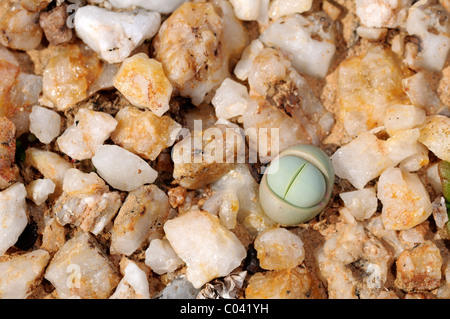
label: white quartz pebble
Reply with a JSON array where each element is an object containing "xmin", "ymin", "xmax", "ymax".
[
  {"xmin": 356, "ymin": 0, "xmax": 411, "ymax": 29},
  {"xmin": 57, "ymin": 108, "xmax": 117, "ymax": 161},
  {"xmin": 62, "ymin": 168, "xmax": 106, "ymax": 196},
  {"xmin": 108, "ymin": 0, "xmax": 187, "ymax": 14},
  {"xmin": 44, "ymin": 232, "xmax": 121, "ymax": 299},
  {"xmin": 145, "ymin": 238, "xmax": 184, "ymax": 275},
  {"xmin": 29, "ymin": 105, "xmax": 61, "ymax": 144},
  {"xmin": 406, "ymin": 0, "xmax": 450, "ymax": 72},
  {"xmin": 254, "ymin": 227, "xmax": 305, "ymax": 270},
  {"xmin": 0, "ymin": 183, "xmax": 27, "ymax": 256},
  {"xmin": 212, "ymin": 78, "xmax": 250, "ymax": 119},
  {"xmin": 331, "ymin": 130, "xmax": 420, "ymax": 190},
  {"xmin": 164, "ymin": 210, "xmax": 246, "ymax": 288},
  {"xmin": 229, "ymin": 0, "xmax": 261, "ymax": 21},
  {"xmin": 25, "ymin": 148, "xmax": 73, "ymax": 190},
  {"xmin": 74, "ymin": 6, "xmax": 161, "ymax": 63},
  {"xmin": 26, "ymin": 178, "xmax": 55, "ymax": 206},
  {"xmin": 268, "ymin": 0, "xmax": 313, "ymax": 20},
  {"xmin": 92, "ymin": 145, "xmax": 157, "ymax": 192},
  {"xmin": 0, "ymin": 250, "xmax": 50, "ymax": 299},
  {"xmin": 378, "ymin": 167, "xmax": 432, "ymax": 230},
  {"xmin": 339, "ymin": 188, "xmax": 378, "ymax": 221},
  {"xmin": 110, "ymin": 260, "xmax": 150, "ymax": 299},
  {"xmin": 260, "ymin": 13, "xmax": 336, "ymax": 78}
]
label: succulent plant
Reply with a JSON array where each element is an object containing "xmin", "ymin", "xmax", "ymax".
[{"xmin": 259, "ymin": 144, "xmax": 335, "ymax": 226}]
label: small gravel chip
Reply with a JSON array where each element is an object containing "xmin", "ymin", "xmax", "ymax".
[
  {"xmin": 145, "ymin": 238, "xmax": 184, "ymax": 275},
  {"xmin": 92, "ymin": 145, "xmax": 158, "ymax": 192},
  {"xmin": 0, "ymin": 250, "xmax": 50, "ymax": 299},
  {"xmin": 57, "ymin": 108, "xmax": 117, "ymax": 161},
  {"xmin": 111, "ymin": 185, "xmax": 170, "ymax": 255},
  {"xmin": 44, "ymin": 232, "xmax": 121, "ymax": 299},
  {"xmin": 0, "ymin": 183, "xmax": 28, "ymax": 256},
  {"xmin": 29, "ymin": 105, "xmax": 61, "ymax": 144},
  {"xmin": 164, "ymin": 210, "xmax": 247, "ymax": 288},
  {"xmin": 254, "ymin": 227, "xmax": 305, "ymax": 270},
  {"xmin": 74, "ymin": 6, "xmax": 161, "ymax": 63},
  {"xmin": 113, "ymin": 54, "xmax": 173, "ymax": 117},
  {"xmin": 26, "ymin": 178, "xmax": 56, "ymax": 206}
]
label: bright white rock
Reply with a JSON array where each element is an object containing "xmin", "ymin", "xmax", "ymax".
[
  {"xmin": 107, "ymin": 0, "xmax": 187, "ymax": 13},
  {"xmin": 74, "ymin": 6, "xmax": 161, "ymax": 63},
  {"xmin": 25, "ymin": 148, "xmax": 73, "ymax": 190},
  {"xmin": 418, "ymin": 115, "xmax": 450, "ymax": 162},
  {"xmin": 254, "ymin": 227, "xmax": 305, "ymax": 270},
  {"xmin": 229, "ymin": 0, "xmax": 261, "ymax": 21},
  {"xmin": 402, "ymin": 72, "xmax": 444, "ymax": 115},
  {"xmin": 111, "ymin": 185, "xmax": 170, "ymax": 255},
  {"xmin": 44, "ymin": 232, "xmax": 121, "ymax": 299},
  {"xmin": 212, "ymin": 78, "xmax": 250, "ymax": 119},
  {"xmin": 234, "ymin": 39, "xmax": 264, "ymax": 81},
  {"xmin": 268, "ymin": 0, "xmax": 313, "ymax": 20},
  {"xmin": 260, "ymin": 13, "xmax": 336, "ymax": 78},
  {"xmin": 29, "ymin": 105, "xmax": 61, "ymax": 144},
  {"xmin": 406, "ymin": 0, "xmax": 450, "ymax": 72},
  {"xmin": 330, "ymin": 129, "xmax": 420, "ymax": 189},
  {"xmin": 356, "ymin": 0, "xmax": 412, "ymax": 28},
  {"xmin": 164, "ymin": 210, "xmax": 247, "ymax": 288},
  {"xmin": 62, "ymin": 168, "xmax": 106, "ymax": 196},
  {"xmin": 383, "ymin": 104, "xmax": 426, "ymax": 136},
  {"xmin": 0, "ymin": 250, "xmax": 50, "ymax": 299},
  {"xmin": 0, "ymin": 183, "xmax": 27, "ymax": 256},
  {"xmin": 110, "ymin": 260, "xmax": 150, "ymax": 299},
  {"xmin": 145, "ymin": 238, "xmax": 184, "ymax": 275},
  {"xmin": 378, "ymin": 167, "xmax": 432, "ymax": 230},
  {"xmin": 57, "ymin": 108, "xmax": 117, "ymax": 161},
  {"xmin": 339, "ymin": 188, "xmax": 378, "ymax": 221},
  {"xmin": 26, "ymin": 179, "xmax": 56, "ymax": 206},
  {"xmin": 92, "ymin": 145, "xmax": 158, "ymax": 192}
]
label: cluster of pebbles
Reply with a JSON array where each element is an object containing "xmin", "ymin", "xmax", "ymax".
[{"xmin": 0, "ymin": 0, "xmax": 449, "ymax": 299}]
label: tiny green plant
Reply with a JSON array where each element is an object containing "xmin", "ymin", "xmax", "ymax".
[{"xmin": 259, "ymin": 144, "xmax": 335, "ymax": 226}]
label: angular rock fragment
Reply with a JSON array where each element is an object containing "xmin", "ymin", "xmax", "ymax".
[
  {"xmin": 111, "ymin": 107, "xmax": 181, "ymax": 161},
  {"xmin": 110, "ymin": 259, "xmax": 150, "ymax": 299},
  {"xmin": 57, "ymin": 108, "xmax": 117, "ymax": 161},
  {"xmin": 164, "ymin": 210, "xmax": 247, "ymax": 288},
  {"xmin": 260, "ymin": 13, "xmax": 336, "ymax": 78},
  {"xmin": 0, "ymin": 4, "xmax": 43, "ymax": 51},
  {"xmin": 25, "ymin": 148, "xmax": 73, "ymax": 191},
  {"xmin": 254, "ymin": 228, "xmax": 305, "ymax": 270},
  {"xmin": 113, "ymin": 54, "xmax": 173, "ymax": 117},
  {"xmin": 111, "ymin": 185, "xmax": 170, "ymax": 256},
  {"xmin": 29, "ymin": 105, "xmax": 61, "ymax": 145},
  {"xmin": 39, "ymin": 4, "xmax": 73, "ymax": 46},
  {"xmin": 145, "ymin": 238, "xmax": 184, "ymax": 275},
  {"xmin": 0, "ymin": 250, "xmax": 50, "ymax": 299},
  {"xmin": 419, "ymin": 115, "xmax": 450, "ymax": 162},
  {"xmin": 42, "ymin": 44, "xmax": 102, "ymax": 111},
  {"xmin": 26, "ymin": 178, "xmax": 55, "ymax": 206},
  {"xmin": 378, "ymin": 167, "xmax": 432, "ymax": 230},
  {"xmin": 74, "ymin": 6, "xmax": 161, "ymax": 63},
  {"xmin": 44, "ymin": 232, "xmax": 121, "ymax": 299},
  {"xmin": 92, "ymin": 145, "xmax": 158, "ymax": 192},
  {"xmin": 0, "ymin": 183, "xmax": 28, "ymax": 256},
  {"xmin": 395, "ymin": 241, "xmax": 442, "ymax": 292},
  {"xmin": 153, "ymin": 2, "xmax": 230, "ymax": 106}
]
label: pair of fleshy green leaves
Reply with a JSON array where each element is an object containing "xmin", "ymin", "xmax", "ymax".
[{"xmin": 259, "ymin": 145, "xmax": 334, "ymax": 226}]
